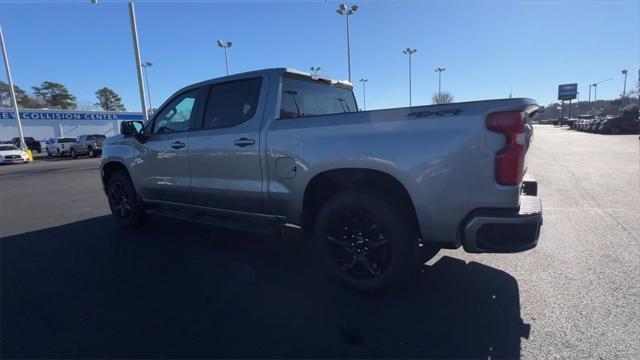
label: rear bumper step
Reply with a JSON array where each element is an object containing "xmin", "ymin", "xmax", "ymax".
[{"xmin": 462, "ymin": 194, "xmax": 542, "ymax": 253}]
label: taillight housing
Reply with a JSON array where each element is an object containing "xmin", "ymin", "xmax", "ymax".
[{"xmin": 486, "ymin": 111, "xmax": 526, "ymax": 186}]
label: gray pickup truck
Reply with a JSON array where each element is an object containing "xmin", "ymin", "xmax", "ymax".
[
  {"xmin": 100, "ymin": 68, "xmax": 542, "ymax": 290},
  {"xmin": 71, "ymin": 134, "xmax": 106, "ymax": 158}
]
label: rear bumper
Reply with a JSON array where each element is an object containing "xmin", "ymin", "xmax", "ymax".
[{"xmin": 462, "ymin": 181, "xmax": 542, "ymax": 253}]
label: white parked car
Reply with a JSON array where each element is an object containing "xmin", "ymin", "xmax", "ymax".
[
  {"xmin": 0, "ymin": 144, "xmax": 29, "ymax": 164},
  {"xmin": 46, "ymin": 137, "xmax": 78, "ymax": 157}
]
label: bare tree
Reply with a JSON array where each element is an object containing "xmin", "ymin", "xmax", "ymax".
[{"xmin": 432, "ymin": 91, "xmax": 454, "ymax": 104}]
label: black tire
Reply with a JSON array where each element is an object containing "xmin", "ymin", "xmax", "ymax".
[
  {"xmin": 71, "ymin": 149, "xmax": 77, "ymax": 159},
  {"xmin": 88, "ymin": 147, "xmax": 95, "ymax": 158},
  {"xmin": 37, "ymin": 149, "xmax": 41, "ymax": 154},
  {"xmin": 106, "ymin": 172, "xmax": 146, "ymax": 227},
  {"xmin": 46, "ymin": 150, "xmax": 52, "ymax": 157},
  {"xmin": 313, "ymin": 191, "xmax": 419, "ymax": 292},
  {"xmin": 610, "ymin": 127, "xmax": 621, "ymax": 135}
]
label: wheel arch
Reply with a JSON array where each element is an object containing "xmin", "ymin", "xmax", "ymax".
[
  {"xmin": 101, "ymin": 160, "xmax": 131, "ymax": 190},
  {"xmin": 301, "ymin": 168, "xmax": 420, "ymax": 239}
]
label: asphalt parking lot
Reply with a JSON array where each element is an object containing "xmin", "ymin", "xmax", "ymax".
[{"xmin": 1, "ymin": 126, "xmax": 639, "ymax": 359}]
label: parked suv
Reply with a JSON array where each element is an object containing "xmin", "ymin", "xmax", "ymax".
[
  {"xmin": 71, "ymin": 134, "xmax": 107, "ymax": 158},
  {"xmin": 599, "ymin": 110, "xmax": 640, "ymax": 134},
  {"xmin": 46, "ymin": 137, "xmax": 78, "ymax": 157},
  {"xmin": 11, "ymin": 137, "xmax": 41, "ymax": 153}
]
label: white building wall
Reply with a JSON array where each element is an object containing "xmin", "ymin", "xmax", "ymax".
[
  {"xmin": 0, "ymin": 119, "xmax": 122, "ymax": 140},
  {"xmin": 0, "ymin": 109, "xmax": 142, "ymax": 142}
]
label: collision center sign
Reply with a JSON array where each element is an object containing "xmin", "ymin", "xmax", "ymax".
[
  {"xmin": 0, "ymin": 109, "xmax": 143, "ymax": 121},
  {"xmin": 558, "ymin": 83, "xmax": 578, "ymax": 101}
]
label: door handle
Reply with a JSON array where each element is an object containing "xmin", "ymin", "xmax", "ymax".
[
  {"xmin": 171, "ymin": 141, "xmax": 186, "ymax": 149},
  {"xmin": 233, "ymin": 137, "xmax": 256, "ymax": 147}
]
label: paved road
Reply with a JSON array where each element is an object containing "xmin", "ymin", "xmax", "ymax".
[{"xmin": 1, "ymin": 126, "xmax": 638, "ymax": 358}]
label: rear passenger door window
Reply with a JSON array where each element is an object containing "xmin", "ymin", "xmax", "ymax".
[{"xmin": 202, "ymin": 78, "xmax": 262, "ymax": 129}]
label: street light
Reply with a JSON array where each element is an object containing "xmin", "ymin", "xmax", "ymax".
[
  {"xmin": 402, "ymin": 48, "xmax": 417, "ymax": 107},
  {"xmin": 310, "ymin": 66, "xmax": 321, "ymax": 76},
  {"xmin": 127, "ymin": 2, "xmax": 149, "ymax": 122},
  {"xmin": 434, "ymin": 67, "xmax": 446, "ymax": 97},
  {"xmin": 0, "ymin": 25, "xmax": 26, "ymax": 150},
  {"xmin": 359, "ymin": 78, "xmax": 368, "ymax": 110},
  {"xmin": 93, "ymin": 0, "xmax": 148, "ymax": 121},
  {"xmin": 336, "ymin": 3, "xmax": 358, "ymax": 82},
  {"xmin": 216, "ymin": 39, "xmax": 232, "ymax": 76},
  {"xmin": 591, "ymin": 78, "xmax": 612, "ymax": 115},
  {"xmin": 621, "ymin": 69, "xmax": 628, "ymax": 97},
  {"xmin": 141, "ymin": 61, "xmax": 153, "ymax": 113}
]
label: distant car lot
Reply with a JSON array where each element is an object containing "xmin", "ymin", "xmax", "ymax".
[{"xmin": 1, "ymin": 125, "xmax": 639, "ymax": 358}]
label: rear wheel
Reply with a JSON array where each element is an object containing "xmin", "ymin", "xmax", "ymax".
[
  {"xmin": 71, "ymin": 149, "xmax": 77, "ymax": 159},
  {"xmin": 88, "ymin": 147, "xmax": 95, "ymax": 158},
  {"xmin": 610, "ymin": 126, "xmax": 621, "ymax": 135},
  {"xmin": 314, "ymin": 191, "xmax": 418, "ymax": 292},
  {"xmin": 106, "ymin": 172, "xmax": 145, "ymax": 227}
]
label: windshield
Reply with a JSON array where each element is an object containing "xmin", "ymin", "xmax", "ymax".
[
  {"xmin": 58, "ymin": 138, "xmax": 76, "ymax": 143},
  {"xmin": 0, "ymin": 145, "xmax": 19, "ymax": 151}
]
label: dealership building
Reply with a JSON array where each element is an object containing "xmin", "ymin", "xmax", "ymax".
[{"xmin": 0, "ymin": 108, "xmax": 144, "ymax": 141}]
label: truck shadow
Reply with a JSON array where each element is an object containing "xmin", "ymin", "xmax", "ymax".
[{"xmin": 1, "ymin": 215, "xmax": 528, "ymax": 359}]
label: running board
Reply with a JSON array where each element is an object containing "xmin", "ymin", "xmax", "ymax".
[{"xmin": 145, "ymin": 206, "xmax": 284, "ymax": 235}]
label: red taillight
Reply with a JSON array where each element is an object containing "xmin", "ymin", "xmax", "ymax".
[{"xmin": 486, "ymin": 111, "xmax": 526, "ymax": 186}]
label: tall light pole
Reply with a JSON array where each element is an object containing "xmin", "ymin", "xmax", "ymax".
[
  {"xmin": 0, "ymin": 25, "xmax": 25, "ymax": 150},
  {"xmin": 92, "ymin": 1, "xmax": 148, "ymax": 120},
  {"xmin": 402, "ymin": 48, "xmax": 417, "ymax": 107},
  {"xmin": 128, "ymin": 2, "xmax": 149, "ymax": 122},
  {"xmin": 216, "ymin": 39, "xmax": 232, "ymax": 76},
  {"xmin": 310, "ymin": 66, "xmax": 321, "ymax": 76},
  {"xmin": 336, "ymin": 3, "xmax": 358, "ymax": 83},
  {"xmin": 434, "ymin": 67, "xmax": 446, "ymax": 97},
  {"xmin": 359, "ymin": 78, "xmax": 368, "ymax": 110},
  {"xmin": 141, "ymin": 61, "xmax": 153, "ymax": 113},
  {"xmin": 621, "ymin": 69, "xmax": 628, "ymax": 97},
  {"xmin": 592, "ymin": 78, "xmax": 612, "ymax": 115}
]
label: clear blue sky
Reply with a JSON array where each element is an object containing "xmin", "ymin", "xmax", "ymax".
[{"xmin": 0, "ymin": 0, "xmax": 638, "ymax": 112}]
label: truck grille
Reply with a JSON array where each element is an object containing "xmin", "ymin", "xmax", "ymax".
[{"xmin": 5, "ymin": 155, "xmax": 20, "ymax": 159}]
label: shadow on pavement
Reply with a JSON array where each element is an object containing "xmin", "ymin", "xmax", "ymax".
[{"xmin": 1, "ymin": 215, "xmax": 529, "ymax": 359}]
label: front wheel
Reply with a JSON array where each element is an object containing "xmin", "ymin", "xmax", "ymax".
[
  {"xmin": 88, "ymin": 147, "xmax": 95, "ymax": 158},
  {"xmin": 106, "ymin": 172, "xmax": 146, "ymax": 227},
  {"xmin": 71, "ymin": 149, "xmax": 77, "ymax": 159},
  {"xmin": 314, "ymin": 191, "xmax": 418, "ymax": 292}
]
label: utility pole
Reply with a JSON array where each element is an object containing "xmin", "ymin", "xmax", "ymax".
[
  {"xmin": 0, "ymin": 25, "xmax": 25, "ymax": 150},
  {"xmin": 216, "ymin": 40, "xmax": 232, "ymax": 76},
  {"xmin": 434, "ymin": 67, "xmax": 446, "ymax": 97},
  {"xmin": 336, "ymin": 4, "xmax": 358, "ymax": 82},
  {"xmin": 128, "ymin": 2, "xmax": 149, "ymax": 122},
  {"xmin": 359, "ymin": 78, "xmax": 368, "ymax": 110},
  {"xmin": 402, "ymin": 48, "xmax": 417, "ymax": 107}
]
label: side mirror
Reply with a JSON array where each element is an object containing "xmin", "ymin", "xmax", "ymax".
[{"xmin": 120, "ymin": 121, "xmax": 144, "ymax": 136}]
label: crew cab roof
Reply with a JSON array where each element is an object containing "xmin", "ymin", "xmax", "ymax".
[{"xmin": 180, "ymin": 68, "xmax": 353, "ymax": 93}]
